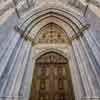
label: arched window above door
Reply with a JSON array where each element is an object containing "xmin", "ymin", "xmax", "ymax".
[{"xmin": 35, "ymin": 23, "xmax": 69, "ymax": 44}]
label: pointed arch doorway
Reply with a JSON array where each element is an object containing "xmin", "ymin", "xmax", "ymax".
[{"xmin": 29, "ymin": 51, "xmax": 75, "ymax": 100}]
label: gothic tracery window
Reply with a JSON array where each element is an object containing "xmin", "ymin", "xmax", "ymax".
[{"xmin": 35, "ymin": 23, "xmax": 69, "ymax": 44}]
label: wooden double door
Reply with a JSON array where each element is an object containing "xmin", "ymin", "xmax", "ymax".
[{"xmin": 29, "ymin": 52, "xmax": 75, "ymax": 100}]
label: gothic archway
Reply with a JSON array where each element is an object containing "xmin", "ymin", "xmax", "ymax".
[{"xmin": 29, "ymin": 51, "xmax": 75, "ymax": 100}]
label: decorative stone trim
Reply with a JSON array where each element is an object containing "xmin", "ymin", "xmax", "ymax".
[{"xmin": 14, "ymin": 23, "xmax": 90, "ymax": 47}]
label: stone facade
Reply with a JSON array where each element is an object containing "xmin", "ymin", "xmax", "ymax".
[{"xmin": 0, "ymin": 0, "xmax": 100, "ymax": 100}]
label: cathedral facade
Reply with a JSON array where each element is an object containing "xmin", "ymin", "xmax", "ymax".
[{"xmin": 0, "ymin": 0, "xmax": 100, "ymax": 100}]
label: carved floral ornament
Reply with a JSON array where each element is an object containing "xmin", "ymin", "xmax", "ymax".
[{"xmin": 14, "ymin": 23, "xmax": 90, "ymax": 46}]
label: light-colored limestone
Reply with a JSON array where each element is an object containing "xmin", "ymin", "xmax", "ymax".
[{"xmin": 0, "ymin": 0, "xmax": 100, "ymax": 100}]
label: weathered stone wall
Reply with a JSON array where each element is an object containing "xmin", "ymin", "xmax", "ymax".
[{"xmin": 0, "ymin": 1, "xmax": 100, "ymax": 100}]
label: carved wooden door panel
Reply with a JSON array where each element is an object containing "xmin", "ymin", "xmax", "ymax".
[{"xmin": 29, "ymin": 52, "xmax": 75, "ymax": 100}]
